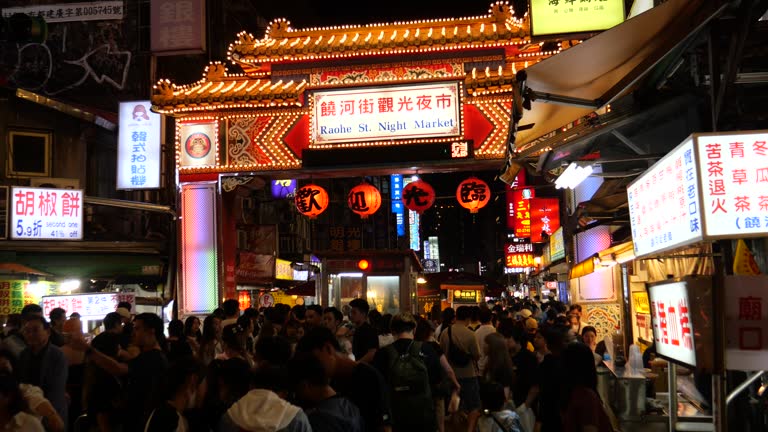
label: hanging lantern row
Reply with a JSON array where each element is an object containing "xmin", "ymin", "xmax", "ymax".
[{"xmin": 294, "ymin": 177, "xmax": 492, "ymax": 219}]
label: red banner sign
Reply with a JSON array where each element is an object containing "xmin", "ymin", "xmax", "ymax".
[{"xmin": 530, "ymin": 198, "xmax": 560, "ymax": 243}]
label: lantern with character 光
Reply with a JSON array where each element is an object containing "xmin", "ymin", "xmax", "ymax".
[
  {"xmin": 348, "ymin": 182, "xmax": 381, "ymax": 219},
  {"xmin": 456, "ymin": 177, "xmax": 490, "ymax": 213},
  {"xmin": 402, "ymin": 179, "xmax": 436, "ymax": 214},
  {"xmin": 294, "ymin": 184, "xmax": 329, "ymax": 219}
]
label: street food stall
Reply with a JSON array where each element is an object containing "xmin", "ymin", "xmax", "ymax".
[{"xmin": 318, "ymin": 250, "xmax": 422, "ymax": 315}]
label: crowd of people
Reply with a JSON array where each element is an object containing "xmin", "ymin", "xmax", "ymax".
[{"xmin": 0, "ymin": 296, "xmax": 615, "ymax": 432}]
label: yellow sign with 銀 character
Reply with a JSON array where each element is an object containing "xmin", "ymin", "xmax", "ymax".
[{"xmin": 632, "ymin": 291, "xmax": 650, "ymax": 314}]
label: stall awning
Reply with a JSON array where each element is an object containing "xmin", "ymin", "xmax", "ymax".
[{"xmin": 516, "ymin": 0, "xmax": 722, "ymax": 155}]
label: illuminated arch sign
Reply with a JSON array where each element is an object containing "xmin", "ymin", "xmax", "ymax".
[{"xmin": 311, "ymin": 82, "xmax": 462, "ymax": 145}]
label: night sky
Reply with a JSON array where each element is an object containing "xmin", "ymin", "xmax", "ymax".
[{"xmin": 256, "ymin": 1, "xmax": 525, "ymax": 28}]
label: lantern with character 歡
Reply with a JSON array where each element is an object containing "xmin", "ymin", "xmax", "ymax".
[
  {"xmin": 348, "ymin": 182, "xmax": 381, "ymax": 219},
  {"xmin": 294, "ymin": 184, "xmax": 329, "ymax": 219},
  {"xmin": 456, "ymin": 177, "xmax": 490, "ymax": 213},
  {"xmin": 402, "ymin": 179, "xmax": 436, "ymax": 214}
]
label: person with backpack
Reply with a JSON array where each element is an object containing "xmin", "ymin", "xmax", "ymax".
[
  {"xmin": 439, "ymin": 305, "xmax": 482, "ymax": 432},
  {"xmin": 373, "ymin": 312, "xmax": 440, "ymax": 431}
]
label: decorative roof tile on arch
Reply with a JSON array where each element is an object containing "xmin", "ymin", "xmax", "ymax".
[
  {"xmin": 229, "ymin": 2, "xmax": 530, "ymax": 66},
  {"xmin": 152, "ymin": 62, "xmax": 307, "ymax": 114}
]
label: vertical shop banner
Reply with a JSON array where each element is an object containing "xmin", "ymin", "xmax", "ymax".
[
  {"xmin": 117, "ymin": 101, "xmax": 161, "ymax": 190},
  {"xmin": 11, "ymin": 187, "xmax": 83, "ymax": 240},
  {"xmin": 549, "ymin": 227, "xmax": 565, "ymax": 261},
  {"xmin": 404, "ymin": 177, "xmax": 420, "ymax": 250},
  {"xmin": 511, "ymin": 190, "xmax": 532, "ymax": 238},
  {"xmin": 725, "ymin": 275, "xmax": 768, "ymax": 371},
  {"xmin": 151, "ymin": 0, "xmax": 206, "ymax": 55},
  {"xmin": 505, "ymin": 171, "xmax": 526, "ymax": 230},
  {"xmin": 179, "ymin": 122, "xmax": 217, "ymax": 167},
  {"xmin": 696, "ymin": 131, "xmax": 768, "ymax": 238},
  {"xmin": 390, "ymin": 175, "xmax": 405, "ymax": 236},
  {"xmin": 530, "ymin": 198, "xmax": 560, "ymax": 243}
]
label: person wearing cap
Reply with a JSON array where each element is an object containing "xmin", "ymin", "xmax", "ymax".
[{"xmin": 524, "ymin": 318, "xmax": 538, "ymax": 352}]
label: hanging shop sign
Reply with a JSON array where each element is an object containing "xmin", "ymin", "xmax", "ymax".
[
  {"xmin": 506, "ymin": 171, "xmax": 530, "ymax": 230},
  {"xmin": 179, "ymin": 121, "xmax": 217, "ymax": 167},
  {"xmin": 695, "ymin": 130, "xmax": 768, "ymax": 239},
  {"xmin": 505, "ymin": 242, "xmax": 535, "ymax": 270},
  {"xmin": 10, "ymin": 187, "xmax": 83, "ymax": 240},
  {"xmin": 390, "ymin": 175, "xmax": 405, "ymax": 237},
  {"xmin": 647, "ymin": 281, "xmax": 697, "ymax": 367},
  {"xmin": 530, "ymin": 198, "xmax": 560, "ymax": 243},
  {"xmin": 724, "ymin": 275, "xmax": 768, "ymax": 371},
  {"xmin": 511, "ymin": 189, "xmax": 532, "ymax": 237},
  {"xmin": 151, "ymin": 0, "xmax": 206, "ymax": 55},
  {"xmin": 627, "ymin": 138, "xmax": 703, "ymax": 257},
  {"xmin": 2, "ymin": 2, "xmax": 125, "ymax": 23},
  {"xmin": 456, "ymin": 177, "xmax": 490, "ymax": 213},
  {"xmin": 311, "ymin": 82, "xmax": 461, "ymax": 145},
  {"xmin": 550, "ymin": 227, "xmax": 566, "ymax": 261},
  {"xmin": 42, "ymin": 292, "xmax": 136, "ymax": 319},
  {"xmin": 530, "ymin": 0, "xmax": 625, "ymax": 37},
  {"xmin": 275, "ymin": 259, "xmax": 293, "ymax": 281},
  {"xmin": 0, "ymin": 280, "xmax": 53, "ymax": 315},
  {"xmin": 402, "ymin": 179, "xmax": 436, "ymax": 214},
  {"xmin": 295, "ymin": 184, "xmax": 329, "ymax": 219},
  {"xmin": 348, "ymin": 183, "xmax": 381, "ymax": 219},
  {"xmin": 271, "ymin": 180, "xmax": 297, "ymax": 199},
  {"xmin": 117, "ymin": 101, "xmax": 161, "ymax": 190},
  {"xmin": 452, "ymin": 289, "xmax": 481, "ymax": 304}
]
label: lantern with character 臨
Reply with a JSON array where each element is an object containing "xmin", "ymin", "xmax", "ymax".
[
  {"xmin": 294, "ymin": 184, "xmax": 329, "ymax": 219},
  {"xmin": 348, "ymin": 182, "xmax": 381, "ymax": 219},
  {"xmin": 402, "ymin": 179, "xmax": 436, "ymax": 214},
  {"xmin": 456, "ymin": 177, "xmax": 490, "ymax": 213}
]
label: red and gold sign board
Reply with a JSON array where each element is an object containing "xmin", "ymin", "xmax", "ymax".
[
  {"xmin": 505, "ymin": 253, "xmax": 534, "ymax": 269},
  {"xmin": 512, "ymin": 189, "xmax": 532, "ymax": 238},
  {"xmin": 530, "ymin": 198, "xmax": 560, "ymax": 243}
]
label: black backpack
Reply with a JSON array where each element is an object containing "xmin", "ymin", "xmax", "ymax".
[
  {"xmin": 385, "ymin": 341, "xmax": 436, "ymax": 430},
  {"xmin": 447, "ymin": 326, "xmax": 472, "ymax": 367}
]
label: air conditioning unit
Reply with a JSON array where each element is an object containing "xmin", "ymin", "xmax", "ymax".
[{"xmin": 30, "ymin": 177, "xmax": 80, "ymax": 189}]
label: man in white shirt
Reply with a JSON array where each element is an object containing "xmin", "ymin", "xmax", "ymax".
[{"xmin": 474, "ymin": 308, "xmax": 496, "ymax": 376}]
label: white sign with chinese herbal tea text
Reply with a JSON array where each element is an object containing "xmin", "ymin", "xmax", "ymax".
[
  {"xmin": 10, "ymin": 187, "xmax": 83, "ymax": 240},
  {"xmin": 648, "ymin": 281, "xmax": 697, "ymax": 367},
  {"xmin": 724, "ymin": 275, "xmax": 768, "ymax": 371},
  {"xmin": 628, "ymin": 139, "xmax": 704, "ymax": 257},
  {"xmin": 311, "ymin": 82, "xmax": 461, "ymax": 144},
  {"xmin": 117, "ymin": 101, "xmax": 161, "ymax": 190},
  {"xmin": 696, "ymin": 131, "xmax": 768, "ymax": 238}
]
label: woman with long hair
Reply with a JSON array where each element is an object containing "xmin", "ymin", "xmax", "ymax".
[
  {"xmin": 483, "ymin": 332, "xmax": 516, "ymax": 401},
  {"xmin": 559, "ymin": 343, "xmax": 612, "ymax": 432},
  {"xmin": 436, "ymin": 307, "xmax": 455, "ymax": 338},
  {"xmin": 199, "ymin": 314, "xmax": 223, "ymax": 366},
  {"xmin": 184, "ymin": 316, "xmax": 202, "ymax": 353}
]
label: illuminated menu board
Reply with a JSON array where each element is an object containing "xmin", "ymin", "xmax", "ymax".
[
  {"xmin": 648, "ymin": 281, "xmax": 696, "ymax": 367},
  {"xmin": 627, "ymin": 139, "xmax": 704, "ymax": 257}
]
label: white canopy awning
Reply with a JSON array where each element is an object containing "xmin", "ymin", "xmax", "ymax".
[{"xmin": 515, "ymin": 0, "xmax": 724, "ymax": 156}]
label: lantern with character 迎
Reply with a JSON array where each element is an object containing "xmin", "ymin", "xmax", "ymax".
[{"xmin": 348, "ymin": 182, "xmax": 381, "ymax": 219}]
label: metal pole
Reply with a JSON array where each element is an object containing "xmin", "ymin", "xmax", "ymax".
[
  {"xmin": 725, "ymin": 371, "xmax": 765, "ymax": 406},
  {"xmin": 669, "ymin": 362, "xmax": 678, "ymax": 432},
  {"xmin": 621, "ymin": 263, "xmax": 633, "ymax": 351}
]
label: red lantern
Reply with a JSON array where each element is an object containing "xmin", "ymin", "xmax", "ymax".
[
  {"xmin": 295, "ymin": 184, "xmax": 329, "ymax": 219},
  {"xmin": 348, "ymin": 182, "xmax": 381, "ymax": 219},
  {"xmin": 456, "ymin": 177, "xmax": 490, "ymax": 213},
  {"xmin": 402, "ymin": 179, "xmax": 436, "ymax": 214}
]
